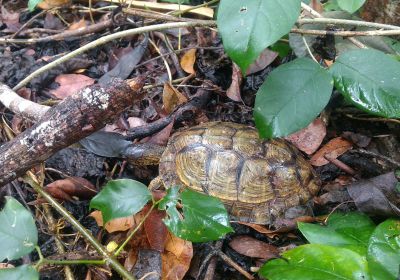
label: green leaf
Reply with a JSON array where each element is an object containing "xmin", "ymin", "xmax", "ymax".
[
  {"xmin": 163, "ymin": 189, "xmax": 233, "ymax": 242},
  {"xmin": 0, "ymin": 265, "xmax": 39, "ymax": 280},
  {"xmin": 89, "ymin": 179, "xmax": 152, "ymax": 224},
  {"xmin": 158, "ymin": 186, "xmax": 180, "ymax": 210},
  {"xmin": 0, "ymin": 197, "xmax": 37, "ymax": 261},
  {"xmin": 259, "ymin": 244, "xmax": 371, "ymax": 280},
  {"xmin": 254, "ymin": 58, "xmax": 333, "ymax": 138},
  {"xmin": 337, "ymin": 0, "xmax": 366, "ymax": 13},
  {"xmin": 217, "ymin": 0, "xmax": 301, "ymax": 73},
  {"xmin": 298, "ymin": 212, "xmax": 375, "ymax": 255},
  {"xmin": 28, "ymin": 0, "xmax": 43, "ymax": 11},
  {"xmin": 329, "ymin": 49, "xmax": 400, "ymax": 118},
  {"xmin": 367, "ymin": 219, "xmax": 400, "ymax": 280}
]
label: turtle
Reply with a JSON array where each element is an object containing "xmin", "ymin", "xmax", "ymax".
[{"xmin": 125, "ymin": 121, "xmax": 321, "ymax": 224}]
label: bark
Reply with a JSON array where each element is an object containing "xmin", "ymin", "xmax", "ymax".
[{"xmin": 0, "ymin": 78, "xmax": 144, "ymax": 187}]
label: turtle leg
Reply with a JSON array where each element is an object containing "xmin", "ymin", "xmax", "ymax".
[{"xmin": 148, "ymin": 176, "xmax": 164, "ymax": 190}]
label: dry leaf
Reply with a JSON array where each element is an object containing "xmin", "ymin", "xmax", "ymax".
[
  {"xmin": 144, "ymin": 205, "xmax": 168, "ymax": 252},
  {"xmin": 68, "ymin": 18, "xmax": 88, "ymax": 31},
  {"xmin": 285, "ymin": 118, "xmax": 326, "ymax": 155},
  {"xmin": 226, "ymin": 63, "xmax": 243, "ymax": 102},
  {"xmin": 162, "ymin": 232, "xmax": 193, "ymax": 280},
  {"xmin": 38, "ymin": 0, "xmax": 71, "ymax": 9},
  {"xmin": 1, "ymin": 6, "xmax": 21, "ymax": 31},
  {"xmin": 229, "ymin": 236, "xmax": 279, "ymax": 260},
  {"xmin": 46, "ymin": 177, "xmax": 97, "ymax": 201},
  {"xmin": 246, "ymin": 48, "xmax": 278, "ymax": 76},
  {"xmin": 310, "ymin": 137, "xmax": 353, "ymax": 166},
  {"xmin": 50, "ymin": 74, "xmax": 95, "ymax": 99},
  {"xmin": 147, "ymin": 120, "xmax": 174, "ymax": 146},
  {"xmin": 180, "ymin": 49, "xmax": 196, "ymax": 74},
  {"xmin": 90, "ymin": 210, "xmax": 134, "ymax": 233},
  {"xmin": 163, "ymin": 83, "xmax": 188, "ymax": 114}
]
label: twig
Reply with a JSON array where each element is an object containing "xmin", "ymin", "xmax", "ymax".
[
  {"xmin": 11, "ymin": 10, "xmax": 47, "ymax": 38},
  {"xmin": 350, "ymin": 149, "xmax": 400, "ymax": 168},
  {"xmin": 297, "ymin": 18, "xmax": 400, "ymax": 30},
  {"xmin": 301, "ymin": 35, "xmax": 318, "ymax": 63},
  {"xmin": 291, "ymin": 28, "xmax": 400, "ymax": 37},
  {"xmin": 300, "ymin": 2, "xmax": 366, "ymax": 48},
  {"xmin": 217, "ymin": 251, "xmax": 254, "ymax": 280},
  {"xmin": 24, "ymin": 173, "xmax": 136, "ymax": 280},
  {"xmin": 12, "ymin": 21, "xmax": 216, "ymax": 91},
  {"xmin": 1, "ymin": 19, "xmax": 114, "ymax": 44},
  {"xmin": 345, "ymin": 114, "xmax": 400, "ymax": 125}
]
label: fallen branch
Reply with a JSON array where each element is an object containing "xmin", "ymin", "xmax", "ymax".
[{"xmin": 0, "ymin": 78, "xmax": 144, "ymax": 187}]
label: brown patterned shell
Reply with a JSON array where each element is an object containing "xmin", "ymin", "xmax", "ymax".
[{"xmin": 159, "ymin": 122, "xmax": 320, "ymax": 224}]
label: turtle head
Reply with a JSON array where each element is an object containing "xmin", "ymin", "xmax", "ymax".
[{"xmin": 122, "ymin": 143, "xmax": 165, "ymax": 166}]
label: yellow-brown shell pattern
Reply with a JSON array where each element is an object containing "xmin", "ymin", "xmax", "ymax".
[{"xmin": 159, "ymin": 122, "xmax": 320, "ymax": 224}]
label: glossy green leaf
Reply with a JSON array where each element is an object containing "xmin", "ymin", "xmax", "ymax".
[
  {"xmin": 367, "ymin": 219, "xmax": 400, "ymax": 280},
  {"xmin": 330, "ymin": 49, "xmax": 400, "ymax": 118},
  {"xmin": 89, "ymin": 179, "xmax": 152, "ymax": 224},
  {"xmin": 337, "ymin": 0, "xmax": 366, "ymax": 13},
  {"xmin": 27, "ymin": 0, "xmax": 43, "ymax": 11},
  {"xmin": 163, "ymin": 189, "xmax": 233, "ymax": 242},
  {"xmin": 158, "ymin": 186, "xmax": 180, "ymax": 210},
  {"xmin": 254, "ymin": 58, "xmax": 333, "ymax": 138},
  {"xmin": 217, "ymin": 0, "xmax": 301, "ymax": 72},
  {"xmin": 259, "ymin": 244, "xmax": 371, "ymax": 280},
  {"xmin": 0, "ymin": 197, "xmax": 37, "ymax": 261},
  {"xmin": 0, "ymin": 265, "xmax": 39, "ymax": 280},
  {"xmin": 298, "ymin": 212, "xmax": 375, "ymax": 255}
]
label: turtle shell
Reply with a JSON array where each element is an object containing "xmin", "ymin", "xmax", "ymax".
[{"xmin": 159, "ymin": 122, "xmax": 320, "ymax": 224}]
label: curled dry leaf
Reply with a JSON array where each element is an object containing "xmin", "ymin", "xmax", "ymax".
[
  {"xmin": 285, "ymin": 118, "xmax": 326, "ymax": 155},
  {"xmin": 50, "ymin": 74, "xmax": 95, "ymax": 99},
  {"xmin": 90, "ymin": 210, "xmax": 134, "ymax": 233},
  {"xmin": 180, "ymin": 49, "xmax": 196, "ymax": 74},
  {"xmin": 226, "ymin": 63, "xmax": 243, "ymax": 102},
  {"xmin": 229, "ymin": 236, "xmax": 279, "ymax": 261},
  {"xmin": 45, "ymin": 177, "xmax": 97, "ymax": 201},
  {"xmin": 310, "ymin": 137, "xmax": 353, "ymax": 166},
  {"xmin": 163, "ymin": 83, "xmax": 188, "ymax": 114}
]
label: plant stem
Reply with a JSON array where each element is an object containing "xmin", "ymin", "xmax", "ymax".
[
  {"xmin": 39, "ymin": 259, "xmax": 106, "ymax": 266},
  {"xmin": 12, "ymin": 21, "xmax": 216, "ymax": 91},
  {"xmin": 114, "ymin": 203, "xmax": 157, "ymax": 257},
  {"xmin": 291, "ymin": 28, "xmax": 400, "ymax": 37},
  {"xmin": 24, "ymin": 173, "xmax": 136, "ymax": 280},
  {"xmin": 170, "ymin": 0, "xmax": 219, "ymax": 17}
]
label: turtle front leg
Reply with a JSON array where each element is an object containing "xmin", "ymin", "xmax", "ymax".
[{"xmin": 148, "ymin": 176, "xmax": 164, "ymax": 190}]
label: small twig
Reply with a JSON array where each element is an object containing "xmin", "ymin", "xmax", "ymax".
[
  {"xmin": 149, "ymin": 38, "xmax": 173, "ymax": 82},
  {"xmin": 12, "ymin": 21, "xmax": 216, "ymax": 91},
  {"xmin": 24, "ymin": 173, "xmax": 136, "ymax": 280},
  {"xmin": 217, "ymin": 251, "xmax": 254, "ymax": 280},
  {"xmin": 291, "ymin": 28, "xmax": 400, "ymax": 37},
  {"xmin": 300, "ymin": 2, "xmax": 366, "ymax": 48},
  {"xmin": 297, "ymin": 18, "xmax": 400, "ymax": 30},
  {"xmin": 11, "ymin": 10, "xmax": 47, "ymax": 38},
  {"xmin": 345, "ymin": 114, "xmax": 400, "ymax": 125},
  {"xmin": 324, "ymin": 155, "xmax": 356, "ymax": 175},
  {"xmin": 301, "ymin": 35, "xmax": 318, "ymax": 63},
  {"xmin": 350, "ymin": 149, "xmax": 400, "ymax": 168}
]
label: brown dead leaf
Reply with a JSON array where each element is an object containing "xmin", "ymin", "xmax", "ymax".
[
  {"xmin": 0, "ymin": 263, "xmax": 14, "ymax": 269},
  {"xmin": 50, "ymin": 74, "xmax": 95, "ymax": 99},
  {"xmin": 45, "ymin": 177, "xmax": 97, "ymax": 201},
  {"xmin": 310, "ymin": 137, "xmax": 353, "ymax": 166},
  {"xmin": 229, "ymin": 236, "xmax": 279, "ymax": 261},
  {"xmin": 147, "ymin": 120, "xmax": 174, "ymax": 146},
  {"xmin": 38, "ymin": 0, "xmax": 71, "ymax": 9},
  {"xmin": 162, "ymin": 232, "xmax": 193, "ymax": 280},
  {"xmin": 226, "ymin": 63, "xmax": 243, "ymax": 102},
  {"xmin": 180, "ymin": 49, "xmax": 196, "ymax": 74},
  {"xmin": 144, "ymin": 206, "xmax": 168, "ymax": 252},
  {"xmin": 310, "ymin": 0, "xmax": 324, "ymax": 13},
  {"xmin": 285, "ymin": 118, "xmax": 326, "ymax": 154},
  {"xmin": 90, "ymin": 210, "xmax": 134, "ymax": 233},
  {"xmin": 68, "ymin": 18, "xmax": 88, "ymax": 31},
  {"xmin": 1, "ymin": 7, "xmax": 21, "ymax": 32},
  {"xmin": 163, "ymin": 83, "xmax": 188, "ymax": 114},
  {"xmin": 128, "ymin": 117, "xmax": 147, "ymax": 129},
  {"xmin": 246, "ymin": 48, "xmax": 278, "ymax": 76}
]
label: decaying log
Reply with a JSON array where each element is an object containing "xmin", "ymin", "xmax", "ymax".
[{"xmin": 0, "ymin": 78, "xmax": 144, "ymax": 187}]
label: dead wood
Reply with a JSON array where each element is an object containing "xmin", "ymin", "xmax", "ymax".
[{"xmin": 0, "ymin": 78, "xmax": 144, "ymax": 187}]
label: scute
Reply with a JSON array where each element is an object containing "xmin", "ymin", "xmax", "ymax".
[{"xmin": 158, "ymin": 122, "xmax": 320, "ymax": 224}]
